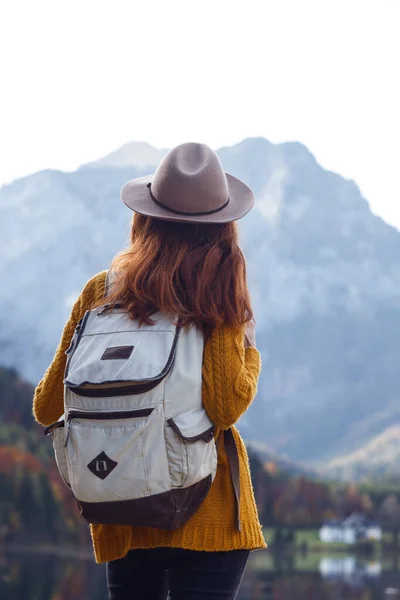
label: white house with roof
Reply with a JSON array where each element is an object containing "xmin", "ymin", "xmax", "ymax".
[{"xmin": 319, "ymin": 513, "xmax": 382, "ymax": 544}]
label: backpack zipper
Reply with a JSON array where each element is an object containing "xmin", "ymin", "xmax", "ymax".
[
  {"xmin": 67, "ymin": 380, "xmax": 163, "ymax": 398},
  {"xmin": 67, "ymin": 408, "xmax": 154, "ymax": 421},
  {"xmin": 43, "ymin": 407, "xmax": 154, "ymax": 445}
]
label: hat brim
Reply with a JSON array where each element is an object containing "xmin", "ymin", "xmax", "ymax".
[{"xmin": 120, "ymin": 173, "xmax": 254, "ymax": 224}]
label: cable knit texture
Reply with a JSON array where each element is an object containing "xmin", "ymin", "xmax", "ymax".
[{"xmin": 33, "ymin": 271, "xmax": 266, "ymax": 563}]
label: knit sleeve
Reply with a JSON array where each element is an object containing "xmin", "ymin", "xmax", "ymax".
[
  {"xmin": 201, "ymin": 325, "xmax": 261, "ymax": 430},
  {"xmin": 32, "ymin": 271, "xmax": 107, "ymax": 427}
]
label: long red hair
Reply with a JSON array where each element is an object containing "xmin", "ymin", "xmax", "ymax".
[{"xmin": 103, "ymin": 214, "xmax": 253, "ymax": 332}]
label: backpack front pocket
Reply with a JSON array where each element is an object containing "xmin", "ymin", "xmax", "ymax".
[{"xmin": 64, "ymin": 404, "xmax": 169, "ymax": 503}]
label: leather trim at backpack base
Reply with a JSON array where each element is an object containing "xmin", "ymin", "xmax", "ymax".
[
  {"xmin": 101, "ymin": 345, "xmax": 134, "ymax": 360},
  {"xmin": 168, "ymin": 419, "xmax": 215, "ymax": 443},
  {"xmin": 76, "ymin": 474, "xmax": 212, "ymax": 529}
]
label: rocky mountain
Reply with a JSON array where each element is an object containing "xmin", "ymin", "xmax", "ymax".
[
  {"xmin": 323, "ymin": 426, "xmax": 400, "ymax": 481},
  {"xmin": 1, "ymin": 137, "xmax": 399, "ymax": 465},
  {"xmin": 246, "ymin": 440, "xmax": 319, "ymax": 478},
  {"xmin": 84, "ymin": 141, "xmax": 167, "ymax": 170}
]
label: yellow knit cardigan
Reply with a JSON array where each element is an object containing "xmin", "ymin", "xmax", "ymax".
[{"xmin": 33, "ymin": 271, "xmax": 266, "ymax": 563}]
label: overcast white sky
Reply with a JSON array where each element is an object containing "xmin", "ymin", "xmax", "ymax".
[{"xmin": 1, "ymin": 0, "xmax": 399, "ymax": 227}]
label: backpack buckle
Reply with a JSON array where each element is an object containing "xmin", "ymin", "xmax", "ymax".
[{"xmin": 97, "ymin": 304, "xmax": 111, "ymax": 315}]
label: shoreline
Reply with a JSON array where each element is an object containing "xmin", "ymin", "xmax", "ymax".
[{"xmin": 1, "ymin": 543, "xmax": 94, "ymax": 561}]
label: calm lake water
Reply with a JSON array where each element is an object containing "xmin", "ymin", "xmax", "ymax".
[{"xmin": 1, "ymin": 548, "xmax": 399, "ymax": 600}]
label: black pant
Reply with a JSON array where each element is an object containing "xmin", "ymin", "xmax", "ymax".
[{"xmin": 106, "ymin": 547, "xmax": 250, "ymax": 600}]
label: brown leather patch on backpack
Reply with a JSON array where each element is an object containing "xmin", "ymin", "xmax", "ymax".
[{"xmin": 101, "ymin": 346, "xmax": 134, "ymax": 360}]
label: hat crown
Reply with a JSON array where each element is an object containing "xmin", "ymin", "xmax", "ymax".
[{"xmin": 151, "ymin": 143, "xmax": 229, "ymax": 215}]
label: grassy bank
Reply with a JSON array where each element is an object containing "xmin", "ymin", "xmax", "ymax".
[{"xmin": 263, "ymin": 527, "xmax": 396, "ymax": 554}]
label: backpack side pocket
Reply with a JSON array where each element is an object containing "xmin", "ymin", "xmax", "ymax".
[
  {"xmin": 167, "ymin": 405, "xmax": 217, "ymax": 489},
  {"xmin": 164, "ymin": 422, "xmax": 187, "ymax": 488},
  {"xmin": 53, "ymin": 426, "xmax": 71, "ymax": 488}
]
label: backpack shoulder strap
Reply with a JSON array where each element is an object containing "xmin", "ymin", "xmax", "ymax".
[
  {"xmin": 224, "ymin": 428, "xmax": 241, "ymax": 531},
  {"xmin": 217, "ymin": 428, "xmax": 241, "ymax": 531},
  {"xmin": 104, "ymin": 269, "xmax": 117, "ymax": 297}
]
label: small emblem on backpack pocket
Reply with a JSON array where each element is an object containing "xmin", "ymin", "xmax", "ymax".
[
  {"xmin": 101, "ymin": 346, "xmax": 134, "ymax": 360},
  {"xmin": 87, "ymin": 451, "xmax": 118, "ymax": 479}
]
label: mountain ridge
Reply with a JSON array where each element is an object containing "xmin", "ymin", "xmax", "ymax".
[
  {"xmin": 1, "ymin": 136, "xmax": 399, "ymax": 465},
  {"xmin": 323, "ymin": 426, "xmax": 400, "ymax": 481},
  {"xmin": 83, "ymin": 141, "xmax": 168, "ymax": 170}
]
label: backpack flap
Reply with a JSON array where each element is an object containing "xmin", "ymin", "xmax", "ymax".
[
  {"xmin": 64, "ymin": 308, "xmax": 180, "ymax": 396},
  {"xmin": 168, "ymin": 405, "xmax": 215, "ymax": 443}
]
